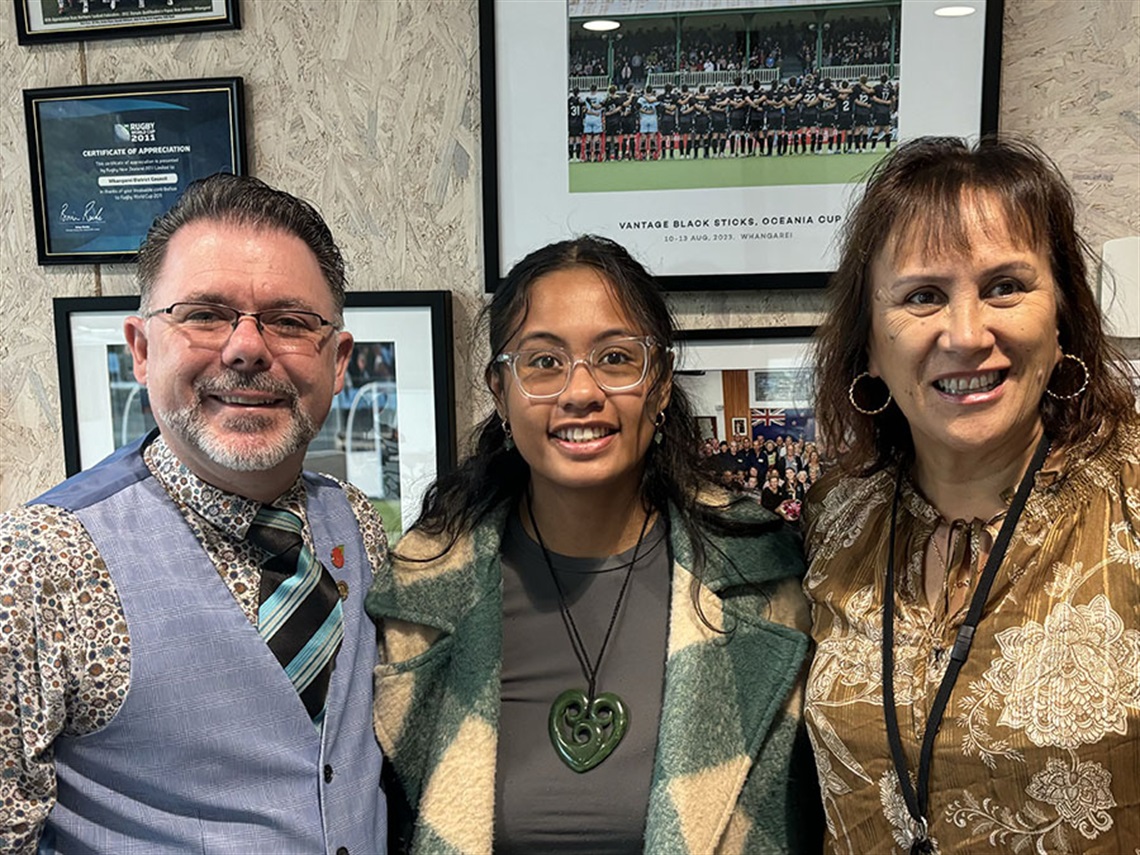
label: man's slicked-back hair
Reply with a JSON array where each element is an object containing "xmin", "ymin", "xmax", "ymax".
[{"xmin": 136, "ymin": 172, "xmax": 346, "ymax": 314}]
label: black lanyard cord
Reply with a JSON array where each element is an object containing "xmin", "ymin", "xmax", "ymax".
[{"xmin": 882, "ymin": 433, "xmax": 1051, "ymax": 852}]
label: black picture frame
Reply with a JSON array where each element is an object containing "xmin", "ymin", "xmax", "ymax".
[
  {"xmin": 479, "ymin": 0, "xmax": 1003, "ymax": 292},
  {"xmin": 14, "ymin": 0, "xmax": 240, "ymax": 45},
  {"xmin": 24, "ymin": 76, "xmax": 247, "ymax": 265},
  {"xmin": 674, "ymin": 325, "xmax": 817, "ymax": 442},
  {"xmin": 52, "ymin": 290, "xmax": 455, "ymax": 538}
]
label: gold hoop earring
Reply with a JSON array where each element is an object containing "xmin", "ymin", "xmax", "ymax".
[
  {"xmin": 1045, "ymin": 353, "xmax": 1089, "ymax": 400},
  {"xmin": 848, "ymin": 372, "xmax": 892, "ymax": 416},
  {"xmin": 502, "ymin": 419, "xmax": 515, "ymax": 450},
  {"xmin": 653, "ymin": 410, "xmax": 666, "ymax": 446}
]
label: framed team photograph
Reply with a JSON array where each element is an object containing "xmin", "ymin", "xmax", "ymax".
[
  {"xmin": 14, "ymin": 0, "xmax": 240, "ymax": 45},
  {"xmin": 480, "ymin": 0, "xmax": 1003, "ymax": 291},
  {"xmin": 24, "ymin": 77, "xmax": 247, "ymax": 265},
  {"xmin": 53, "ymin": 291, "xmax": 455, "ymax": 538}
]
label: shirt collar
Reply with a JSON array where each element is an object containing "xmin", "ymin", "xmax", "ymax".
[
  {"xmin": 898, "ymin": 439, "xmax": 1068, "ymax": 535},
  {"xmin": 143, "ymin": 433, "xmax": 308, "ymax": 539}
]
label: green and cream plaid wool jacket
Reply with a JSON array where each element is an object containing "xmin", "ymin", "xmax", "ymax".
[{"xmin": 366, "ymin": 496, "xmax": 820, "ymax": 854}]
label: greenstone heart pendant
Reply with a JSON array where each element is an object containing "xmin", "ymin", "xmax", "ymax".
[{"xmin": 548, "ymin": 688, "xmax": 629, "ymax": 773}]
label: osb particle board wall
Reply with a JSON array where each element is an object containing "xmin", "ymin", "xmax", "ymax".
[{"xmin": 1, "ymin": 0, "xmax": 1137, "ymax": 510}]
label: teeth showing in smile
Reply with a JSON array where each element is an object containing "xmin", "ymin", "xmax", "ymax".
[
  {"xmin": 217, "ymin": 395, "xmax": 277, "ymax": 406},
  {"xmin": 554, "ymin": 426, "xmax": 614, "ymax": 442},
  {"xmin": 934, "ymin": 370, "xmax": 1003, "ymax": 395}
]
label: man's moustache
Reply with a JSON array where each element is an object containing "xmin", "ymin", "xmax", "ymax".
[{"xmin": 194, "ymin": 372, "xmax": 299, "ymax": 402}]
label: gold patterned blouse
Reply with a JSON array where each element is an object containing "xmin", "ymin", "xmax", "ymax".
[{"xmin": 802, "ymin": 417, "xmax": 1140, "ymax": 854}]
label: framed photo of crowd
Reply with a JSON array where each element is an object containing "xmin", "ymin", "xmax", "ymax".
[
  {"xmin": 52, "ymin": 291, "xmax": 455, "ymax": 539},
  {"xmin": 480, "ymin": 0, "xmax": 1004, "ymax": 291},
  {"xmin": 675, "ymin": 325, "xmax": 816, "ymax": 442},
  {"xmin": 675, "ymin": 325, "xmax": 821, "ymax": 519},
  {"xmin": 14, "ymin": 0, "xmax": 241, "ymax": 45}
]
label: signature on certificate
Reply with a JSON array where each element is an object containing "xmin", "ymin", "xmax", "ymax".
[{"xmin": 59, "ymin": 201, "xmax": 105, "ymax": 224}]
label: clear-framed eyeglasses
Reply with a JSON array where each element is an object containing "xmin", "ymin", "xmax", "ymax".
[
  {"xmin": 495, "ymin": 336, "xmax": 658, "ymax": 399},
  {"xmin": 143, "ymin": 302, "xmax": 340, "ymax": 353}
]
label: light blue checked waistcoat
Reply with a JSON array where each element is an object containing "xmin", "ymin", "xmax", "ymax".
[{"xmin": 31, "ymin": 433, "xmax": 386, "ymax": 855}]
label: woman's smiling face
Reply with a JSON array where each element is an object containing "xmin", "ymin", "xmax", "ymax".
[
  {"xmin": 866, "ymin": 193, "xmax": 1062, "ymax": 462},
  {"xmin": 493, "ymin": 266, "xmax": 669, "ymax": 502}
]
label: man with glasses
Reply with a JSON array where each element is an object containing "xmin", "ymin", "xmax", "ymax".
[{"xmin": 0, "ymin": 174, "xmax": 387, "ymax": 854}]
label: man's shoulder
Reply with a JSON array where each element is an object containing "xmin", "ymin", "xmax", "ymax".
[
  {"xmin": 2, "ymin": 500, "xmax": 83, "ymax": 536},
  {"xmin": 1, "ymin": 502, "xmax": 95, "ymax": 582},
  {"xmin": 303, "ymin": 471, "xmax": 386, "ymax": 527},
  {"xmin": 31, "ymin": 433, "xmax": 153, "ymax": 512},
  {"xmin": 304, "ymin": 470, "xmax": 368, "ymax": 507},
  {"xmin": 304, "ymin": 473, "xmax": 389, "ymax": 574}
]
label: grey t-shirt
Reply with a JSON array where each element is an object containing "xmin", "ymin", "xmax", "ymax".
[{"xmin": 493, "ymin": 512, "xmax": 670, "ymax": 854}]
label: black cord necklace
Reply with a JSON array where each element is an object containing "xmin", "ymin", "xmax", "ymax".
[
  {"xmin": 882, "ymin": 433, "xmax": 1050, "ymax": 854},
  {"xmin": 525, "ymin": 495, "xmax": 651, "ymax": 773}
]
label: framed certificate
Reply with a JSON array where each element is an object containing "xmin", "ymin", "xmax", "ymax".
[
  {"xmin": 24, "ymin": 77, "xmax": 247, "ymax": 265},
  {"xmin": 52, "ymin": 291, "xmax": 455, "ymax": 539},
  {"xmin": 14, "ymin": 0, "xmax": 240, "ymax": 45},
  {"xmin": 480, "ymin": 0, "xmax": 1003, "ymax": 291}
]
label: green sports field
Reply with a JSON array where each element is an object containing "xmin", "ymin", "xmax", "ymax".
[{"xmin": 568, "ymin": 149, "xmax": 889, "ymax": 193}]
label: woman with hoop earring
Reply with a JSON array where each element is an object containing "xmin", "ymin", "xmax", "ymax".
[
  {"xmin": 803, "ymin": 137, "xmax": 1139, "ymax": 853},
  {"xmin": 367, "ymin": 236, "xmax": 822, "ymax": 854}
]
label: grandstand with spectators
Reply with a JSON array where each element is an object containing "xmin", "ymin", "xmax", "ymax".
[{"xmin": 566, "ymin": 0, "xmax": 899, "ymax": 190}]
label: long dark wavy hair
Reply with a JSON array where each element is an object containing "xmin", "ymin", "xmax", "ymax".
[
  {"xmin": 403, "ymin": 235, "xmax": 779, "ymax": 575},
  {"xmin": 814, "ymin": 136, "xmax": 1136, "ymax": 475}
]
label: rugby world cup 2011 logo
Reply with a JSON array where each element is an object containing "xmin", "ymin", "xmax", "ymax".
[{"xmin": 113, "ymin": 121, "xmax": 157, "ymax": 143}]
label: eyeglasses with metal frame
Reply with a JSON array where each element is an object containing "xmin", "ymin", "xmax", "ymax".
[
  {"xmin": 495, "ymin": 335, "xmax": 657, "ymax": 399},
  {"xmin": 143, "ymin": 302, "xmax": 340, "ymax": 352}
]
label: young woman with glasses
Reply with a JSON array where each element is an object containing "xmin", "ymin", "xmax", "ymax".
[{"xmin": 365, "ymin": 235, "xmax": 821, "ymax": 855}]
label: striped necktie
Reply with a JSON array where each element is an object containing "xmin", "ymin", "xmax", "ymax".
[{"xmin": 247, "ymin": 506, "xmax": 344, "ymax": 723}]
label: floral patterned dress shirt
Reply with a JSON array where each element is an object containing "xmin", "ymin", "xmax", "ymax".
[
  {"xmin": 803, "ymin": 418, "xmax": 1140, "ymax": 854},
  {"xmin": 0, "ymin": 435, "xmax": 388, "ymax": 854}
]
